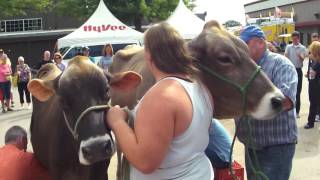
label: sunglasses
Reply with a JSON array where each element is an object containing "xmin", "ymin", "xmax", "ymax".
[{"xmin": 54, "ymin": 56, "xmax": 61, "ymax": 59}]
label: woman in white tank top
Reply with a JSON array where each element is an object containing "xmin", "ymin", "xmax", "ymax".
[{"xmin": 107, "ymin": 22, "xmax": 214, "ymax": 180}]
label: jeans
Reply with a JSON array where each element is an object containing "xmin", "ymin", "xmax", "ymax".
[
  {"xmin": 296, "ymin": 68, "xmax": 302, "ymax": 114},
  {"xmin": 245, "ymin": 143, "xmax": 296, "ymax": 180},
  {"xmin": 205, "ymin": 148, "xmax": 230, "ymax": 169},
  {"xmin": 0, "ymin": 81, "xmax": 11, "ymax": 99},
  {"xmin": 17, "ymin": 81, "xmax": 31, "ymax": 104}
]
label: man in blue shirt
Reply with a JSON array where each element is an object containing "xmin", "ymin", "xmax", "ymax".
[
  {"xmin": 237, "ymin": 25, "xmax": 298, "ymax": 180},
  {"xmin": 205, "ymin": 119, "xmax": 232, "ymax": 169}
]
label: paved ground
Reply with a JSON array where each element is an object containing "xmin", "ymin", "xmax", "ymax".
[{"xmin": 1, "ymin": 61, "xmax": 319, "ymax": 179}]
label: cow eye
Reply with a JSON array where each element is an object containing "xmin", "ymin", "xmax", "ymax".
[{"xmin": 217, "ymin": 56, "xmax": 233, "ymax": 66}]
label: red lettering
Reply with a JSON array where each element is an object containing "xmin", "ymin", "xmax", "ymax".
[
  {"xmin": 87, "ymin": 25, "xmax": 92, "ymax": 32},
  {"xmin": 102, "ymin": 24, "xmax": 111, "ymax": 31},
  {"xmin": 93, "ymin": 26, "xmax": 101, "ymax": 32},
  {"xmin": 119, "ymin": 26, "xmax": 126, "ymax": 30},
  {"xmin": 111, "ymin": 26, "xmax": 117, "ymax": 30},
  {"xmin": 84, "ymin": 25, "xmax": 127, "ymax": 32}
]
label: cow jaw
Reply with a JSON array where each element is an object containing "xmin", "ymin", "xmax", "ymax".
[{"xmin": 79, "ymin": 134, "xmax": 115, "ymax": 165}]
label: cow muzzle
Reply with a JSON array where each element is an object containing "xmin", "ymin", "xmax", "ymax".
[
  {"xmin": 250, "ymin": 88, "xmax": 286, "ymax": 120},
  {"xmin": 79, "ymin": 133, "xmax": 115, "ymax": 165}
]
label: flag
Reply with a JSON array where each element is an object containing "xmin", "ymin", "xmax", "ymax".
[
  {"xmin": 291, "ymin": 6, "xmax": 295, "ymax": 19},
  {"xmin": 275, "ymin": 7, "xmax": 282, "ymax": 18},
  {"xmin": 245, "ymin": 14, "xmax": 250, "ymax": 24}
]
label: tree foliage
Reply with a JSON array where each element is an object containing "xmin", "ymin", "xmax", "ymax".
[
  {"xmin": 54, "ymin": 0, "xmax": 197, "ymax": 31},
  {"xmin": 223, "ymin": 20, "xmax": 241, "ymax": 28},
  {"xmin": 0, "ymin": 0, "xmax": 51, "ymax": 17},
  {"xmin": 0, "ymin": 0, "xmax": 197, "ymax": 31}
]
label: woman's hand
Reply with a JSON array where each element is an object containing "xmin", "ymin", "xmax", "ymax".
[{"xmin": 106, "ymin": 105, "xmax": 127, "ymax": 129}]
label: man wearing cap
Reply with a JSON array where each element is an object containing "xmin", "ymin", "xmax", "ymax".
[
  {"xmin": 236, "ymin": 25, "xmax": 298, "ymax": 180},
  {"xmin": 82, "ymin": 46, "xmax": 95, "ymax": 63},
  {"xmin": 285, "ymin": 31, "xmax": 308, "ymax": 118}
]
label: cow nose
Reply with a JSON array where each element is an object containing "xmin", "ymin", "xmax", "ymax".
[
  {"xmin": 82, "ymin": 146, "xmax": 93, "ymax": 158},
  {"xmin": 102, "ymin": 141, "xmax": 112, "ymax": 153},
  {"xmin": 271, "ymin": 97, "xmax": 282, "ymax": 111}
]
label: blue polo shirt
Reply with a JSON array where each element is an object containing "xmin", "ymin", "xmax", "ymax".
[{"xmin": 236, "ymin": 50, "xmax": 298, "ymax": 149}]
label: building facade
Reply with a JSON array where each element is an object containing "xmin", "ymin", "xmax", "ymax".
[{"xmin": 244, "ymin": 0, "xmax": 320, "ymax": 45}]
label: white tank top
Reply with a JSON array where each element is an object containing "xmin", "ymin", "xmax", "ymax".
[{"xmin": 130, "ymin": 77, "xmax": 214, "ymax": 180}]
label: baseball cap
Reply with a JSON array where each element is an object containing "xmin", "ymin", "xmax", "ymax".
[{"xmin": 240, "ymin": 25, "xmax": 266, "ymax": 43}]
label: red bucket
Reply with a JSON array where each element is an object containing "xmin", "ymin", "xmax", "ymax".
[{"xmin": 214, "ymin": 161, "xmax": 244, "ymax": 180}]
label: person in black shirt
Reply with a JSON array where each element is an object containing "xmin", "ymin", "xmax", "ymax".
[
  {"xmin": 31, "ymin": 51, "xmax": 53, "ymax": 76},
  {"xmin": 305, "ymin": 40, "xmax": 320, "ymax": 129},
  {"xmin": 35, "ymin": 51, "xmax": 53, "ymax": 69}
]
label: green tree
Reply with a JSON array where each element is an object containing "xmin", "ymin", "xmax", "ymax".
[
  {"xmin": 0, "ymin": 0, "xmax": 51, "ymax": 17},
  {"xmin": 223, "ymin": 20, "xmax": 242, "ymax": 28},
  {"xmin": 54, "ymin": 0, "xmax": 197, "ymax": 31}
]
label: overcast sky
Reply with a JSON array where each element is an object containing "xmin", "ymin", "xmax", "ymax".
[{"xmin": 194, "ymin": 0, "xmax": 257, "ymax": 24}]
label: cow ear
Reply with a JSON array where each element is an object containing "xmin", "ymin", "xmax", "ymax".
[
  {"xmin": 28, "ymin": 79, "xmax": 56, "ymax": 102},
  {"xmin": 28, "ymin": 79, "xmax": 55, "ymax": 102},
  {"xmin": 27, "ymin": 63, "xmax": 61, "ymax": 102},
  {"xmin": 110, "ymin": 71, "xmax": 142, "ymax": 91}
]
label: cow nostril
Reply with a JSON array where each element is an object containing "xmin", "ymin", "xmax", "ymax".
[
  {"xmin": 271, "ymin": 97, "xmax": 282, "ymax": 110},
  {"xmin": 102, "ymin": 141, "xmax": 111, "ymax": 153},
  {"xmin": 82, "ymin": 147, "xmax": 91, "ymax": 157}
]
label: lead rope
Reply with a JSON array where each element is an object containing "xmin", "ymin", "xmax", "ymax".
[
  {"xmin": 197, "ymin": 63, "xmax": 269, "ymax": 180},
  {"xmin": 62, "ymin": 104, "xmax": 110, "ymax": 140}
]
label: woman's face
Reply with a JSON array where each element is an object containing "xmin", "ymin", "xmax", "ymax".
[
  {"xmin": 105, "ymin": 46, "xmax": 112, "ymax": 56},
  {"xmin": 54, "ymin": 56, "xmax": 62, "ymax": 63},
  {"xmin": 18, "ymin": 60, "xmax": 24, "ymax": 65}
]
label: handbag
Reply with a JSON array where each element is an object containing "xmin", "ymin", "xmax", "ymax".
[
  {"xmin": 12, "ymin": 74, "xmax": 18, "ymax": 87},
  {"xmin": 5, "ymin": 75, "xmax": 12, "ymax": 81}
]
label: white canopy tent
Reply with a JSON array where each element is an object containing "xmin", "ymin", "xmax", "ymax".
[
  {"xmin": 166, "ymin": 0, "xmax": 205, "ymax": 39},
  {"xmin": 57, "ymin": 0, "xmax": 143, "ymax": 49}
]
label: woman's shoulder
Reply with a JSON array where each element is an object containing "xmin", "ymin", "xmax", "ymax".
[{"xmin": 144, "ymin": 78, "xmax": 186, "ymax": 104}]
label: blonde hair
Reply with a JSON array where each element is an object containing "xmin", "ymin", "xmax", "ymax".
[{"xmin": 309, "ymin": 41, "xmax": 320, "ymax": 62}]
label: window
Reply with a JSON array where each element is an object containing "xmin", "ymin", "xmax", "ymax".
[
  {"xmin": 0, "ymin": 18, "xmax": 42, "ymax": 33},
  {"xmin": 62, "ymin": 43, "xmax": 138, "ymax": 61}
]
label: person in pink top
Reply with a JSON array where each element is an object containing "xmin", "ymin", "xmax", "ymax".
[{"xmin": 0, "ymin": 54, "xmax": 13, "ymax": 113}]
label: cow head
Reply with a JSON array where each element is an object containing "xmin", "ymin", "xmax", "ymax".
[
  {"xmin": 188, "ymin": 22, "xmax": 285, "ymax": 119},
  {"xmin": 109, "ymin": 45, "xmax": 155, "ymax": 109},
  {"xmin": 28, "ymin": 56, "xmax": 141, "ymax": 165}
]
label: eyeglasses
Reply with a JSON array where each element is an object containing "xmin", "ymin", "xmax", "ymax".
[{"xmin": 54, "ymin": 56, "xmax": 61, "ymax": 59}]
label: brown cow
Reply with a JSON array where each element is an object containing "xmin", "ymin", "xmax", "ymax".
[
  {"xmin": 28, "ymin": 56, "xmax": 141, "ymax": 180},
  {"xmin": 109, "ymin": 23, "xmax": 284, "ymax": 120}
]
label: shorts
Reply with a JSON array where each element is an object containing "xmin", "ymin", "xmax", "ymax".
[{"xmin": 0, "ymin": 81, "xmax": 11, "ymax": 99}]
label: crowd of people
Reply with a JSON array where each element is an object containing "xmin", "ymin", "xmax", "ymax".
[
  {"xmin": 0, "ymin": 21, "xmax": 320, "ymax": 180},
  {"xmin": 0, "ymin": 43, "xmax": 115, "ymax": 113}
]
